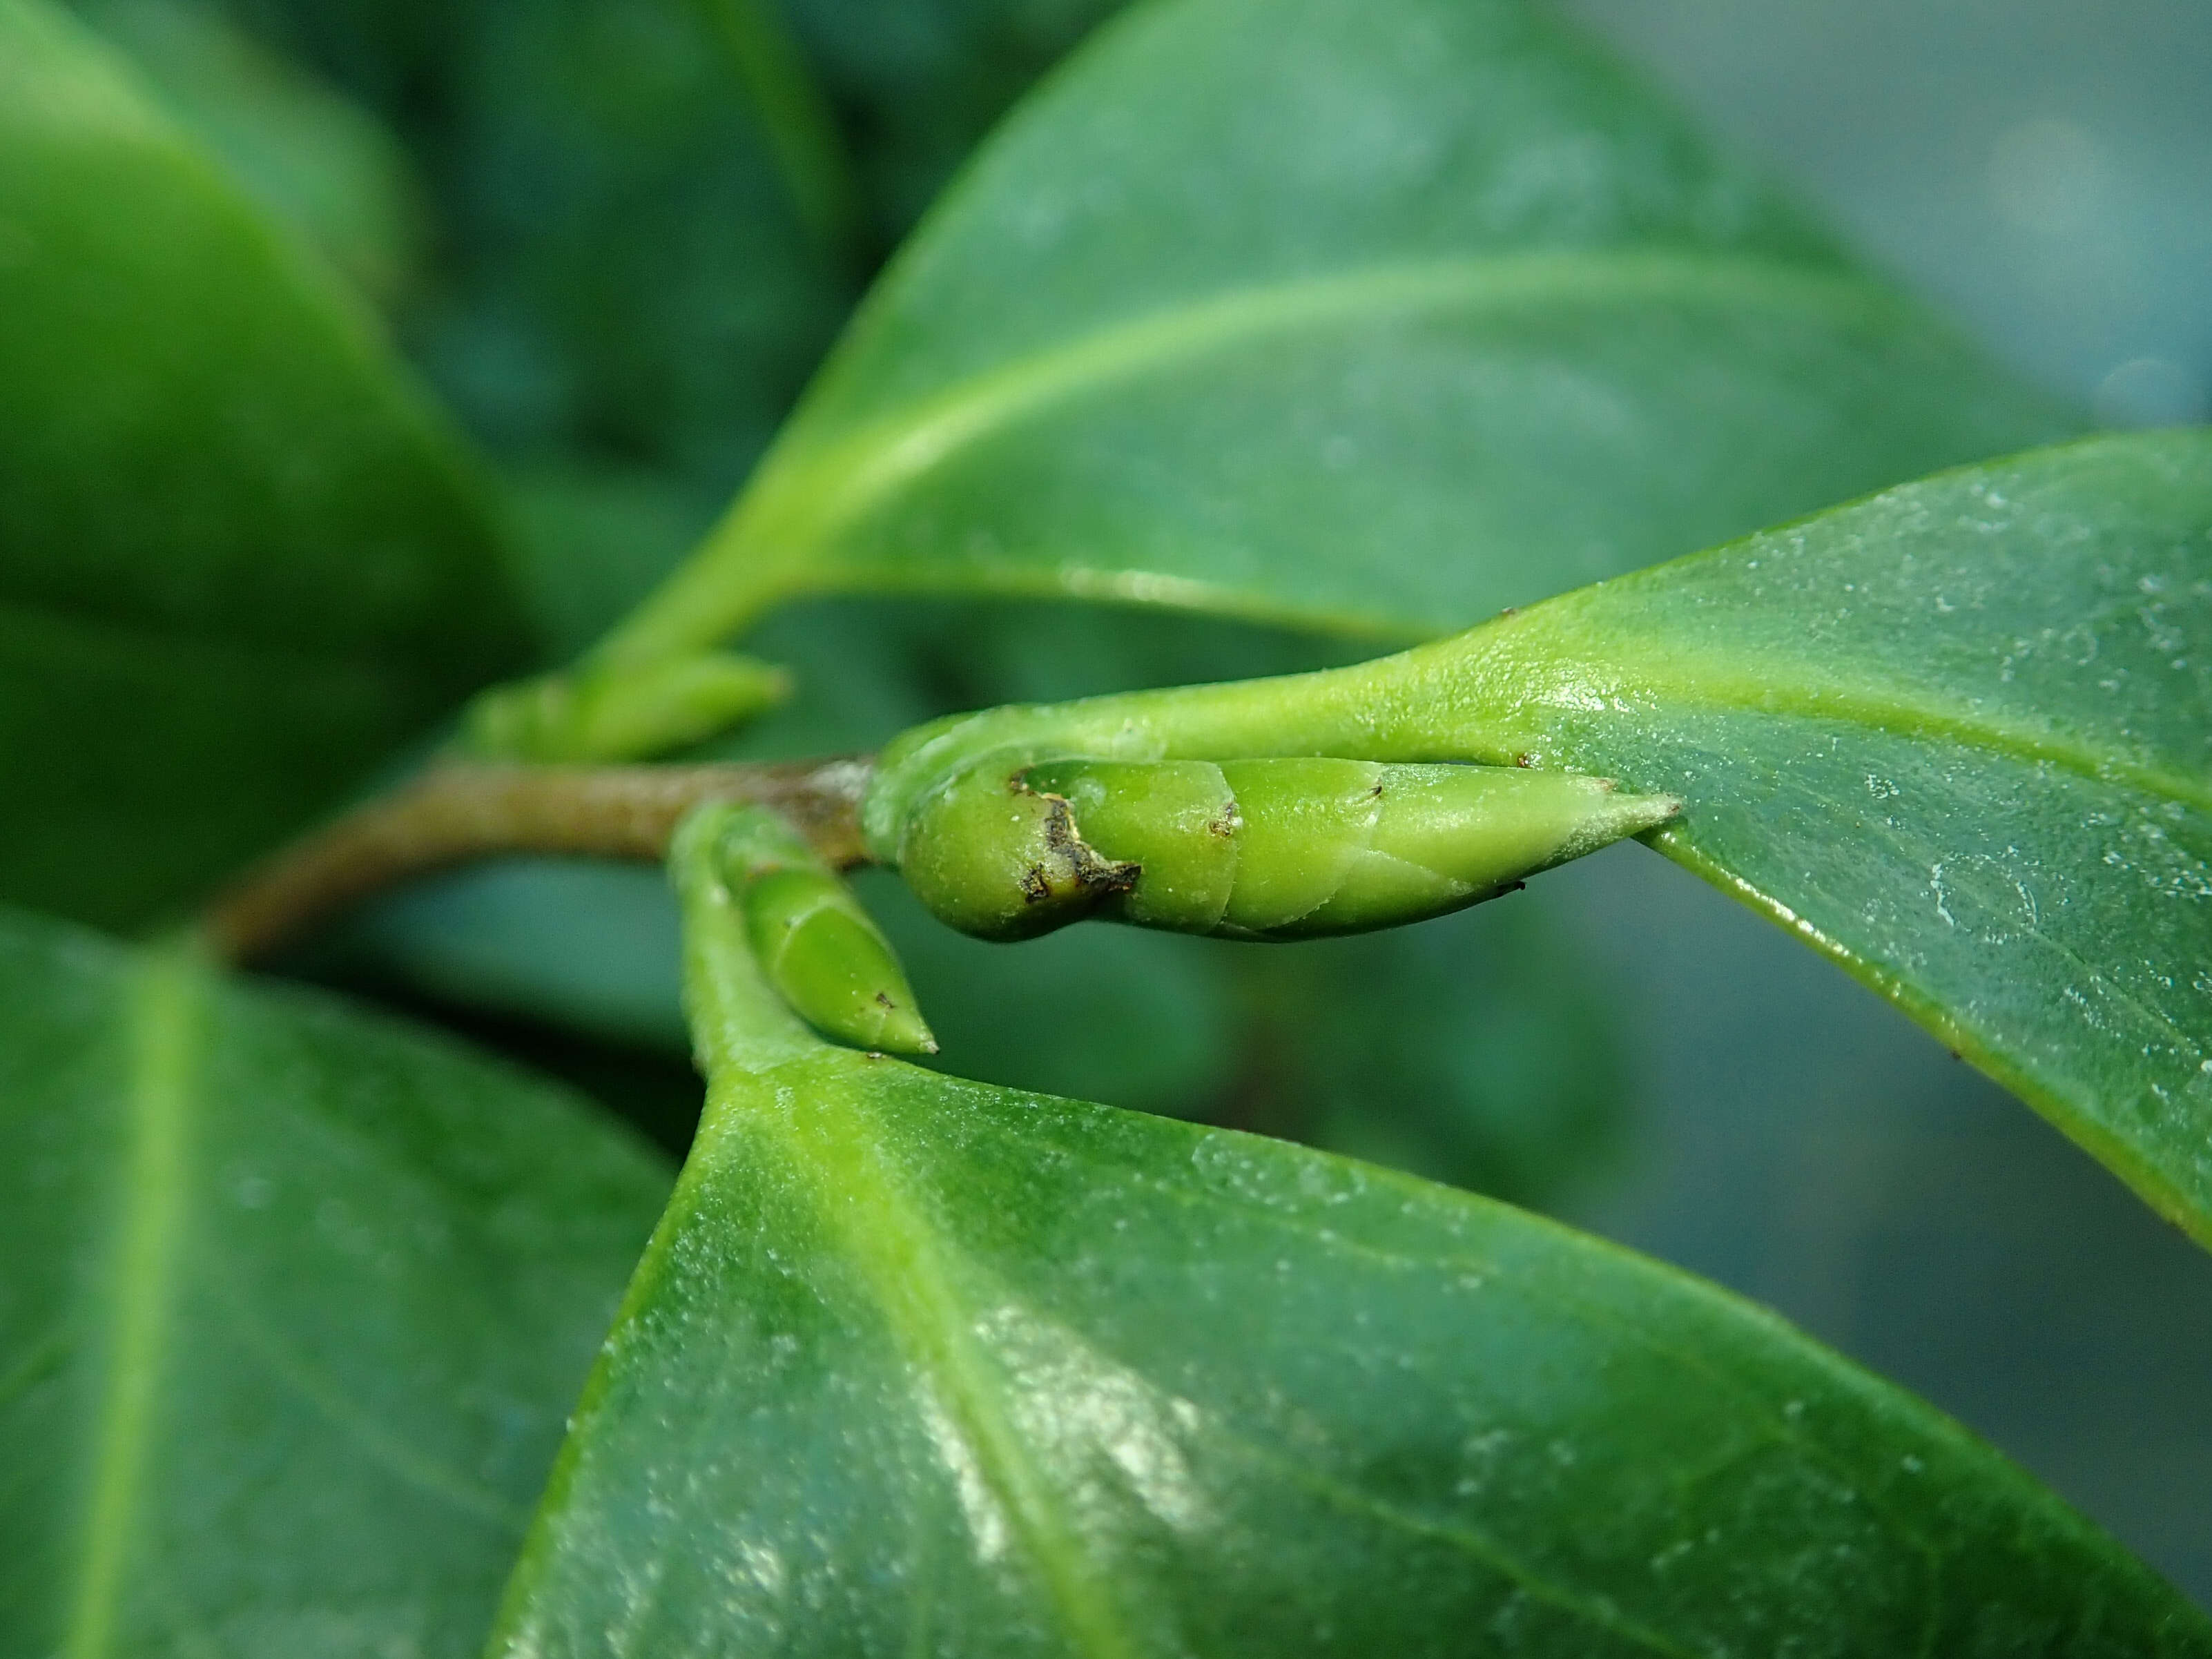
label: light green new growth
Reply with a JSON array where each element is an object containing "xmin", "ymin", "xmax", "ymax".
[
  {"xmin": 462, "ymin": 652, "xmax": 790, "ymax": 764},
  {"xmin": 703, "ymin": 804, "xmax": 936, "ymax": 1055},
  {"xmin": 897, "ymin": 753, "xmax": 1677, "ymax": 943}
]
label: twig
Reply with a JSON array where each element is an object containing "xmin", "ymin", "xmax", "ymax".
[{"xmin": 203, "ymin": 757, "xmax": 874, "ymax": 967}]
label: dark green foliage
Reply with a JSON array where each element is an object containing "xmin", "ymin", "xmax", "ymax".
[
  {"xmin": 603, "ymin": 0, "xmax": 2073, "ymax": 661},
  {"xmin": 1, "ymin": 0, "xmax": 2204, "ymax": 1649},
  {"xmin": 482, "ymin": 823, "xmax": 2212, "ymax": 1656},
  {"xmin": 0, "ymin": 0, "xmax": 528, "ymax": 927},
  {"xmin": 0, "ymin": 908, "xmax": 669, "ymax": 1656},
  {"xmin": 859, "ymin": 431, "xmax": 2212, "ymax": 1245}
]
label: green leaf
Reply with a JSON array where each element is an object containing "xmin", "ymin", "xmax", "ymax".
[
  {"xmin": 0, "ymin": 0, "xmax": 530, "ymax": 929},
  {"xmin": 1466, "ymin": 429, "xmax": 2212, "ymax": 1247},
  {"xmin": 487, "ymin": 823, "xmax": 2209, "ymax": 1656},
  {"xmin": 865, "ymin": 430, "xmax": 2212, "ymax": 1247},
  {"xmin": 0, "ymin": 906, "xmax": 672, "ymax": 1656},
  {"xmin": 604, "ymin": 0, "xmax": 2074, "ymax": 664},
  {"xmin": 698, "ymin": 0, "xmax": 863, "ymax": 257}
]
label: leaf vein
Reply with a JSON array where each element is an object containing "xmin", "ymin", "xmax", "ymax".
[{"xmin": 66, "ymin": 945, "xmax": 202, "ymax": 1659}]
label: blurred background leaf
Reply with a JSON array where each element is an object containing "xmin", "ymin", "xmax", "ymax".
[
  {"xmin": 73, "ymin": 0, "xmax": 425, "ymax": 306},
  {"xmin": 0, "ymin": 908, "xmax": 670, "ymax": 1658},
  {"xmin": 193, "ymin": 0, "xmax": 1123, "ymax": 511},
  {"xmin": 0, "ymin": 0, "xmax": 529, "ymax": 930}
]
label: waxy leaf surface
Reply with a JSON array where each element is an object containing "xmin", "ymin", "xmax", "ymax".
[
  {"xmin": 1456, "ymin": 431, "xmax": 2212, "ymax": 1243},
  {"xmin": 0, "ymin": 909, "xmax": 670, "ymax": 1657},
  {"xmin": 485, "ymin": 826, "xmax": 2210, "ymax": 1658},
  {"xmin": 860, "ymin": 431, "xmax": 2212, "ymax": 1248},
  {"xmin": 0, "ymin": 0, "xmax": 527, "ymax": 927},
  {"xmin": 610, "ymin": 0, "xmax": 2071, "ymax": 661}
]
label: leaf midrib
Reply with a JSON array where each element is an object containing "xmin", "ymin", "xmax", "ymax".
[
  {"xmin": 738, "ymin": 1060, "xmax": 1144, "ymax": 1659},
  {"xmin": 1486, "ymin": 635, "xmax": 2212, "ymax": 815},
  {"xmin": 66, "ymin": 945, "xmax": 200, "ymax": 1659},
  {"xmin": 605, "ymin": 247, "xmax": 1901, "ymax": 659},
  {"xmin": 751, "ymin": 1063, "xmax": 1957, "ymax": 1659}
]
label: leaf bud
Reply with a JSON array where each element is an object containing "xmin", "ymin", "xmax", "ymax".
[
  {"xmin": 908, "ymin": 757, "xmax": 1679, "ymax": 942},
  {"xmin": 895, "ymin": 755, "xmax": 1138, "ymax": 941},
  {"xmin": 716, "ymin": 808, "xmax": 935, "ymax": 1054}
]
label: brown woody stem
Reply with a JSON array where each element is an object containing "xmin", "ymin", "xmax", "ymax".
[{"xmin": 202, "ymin": 757, "xmax": 874, "ymax": 967}]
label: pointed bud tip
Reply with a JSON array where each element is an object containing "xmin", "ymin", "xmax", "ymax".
[
  {"xmin": 1606, "ymin": 793, "xmax": 1684, "ymax": 844},
  {"xmin": 870, "ymin": 1003, "xmax": 940, "ymax": 1057}
]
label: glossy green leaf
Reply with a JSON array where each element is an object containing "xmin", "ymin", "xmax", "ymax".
[
  {"xmin": 0, "ymin": 0, "xmax": 528, "ymax": 928},
  {"xmin": 1480, "ymin": 429, "xmax": 2212, "ymax": 1247},
  {"xmin": 487, "ymin": 813, "xmax": 2209, "ymax": 1656},
  {"xmin": 864, "ymin": 430, "xmax": 2212, "ymax": 1245},
  {"xmin": 604, "ymin": 0, "xmax": 2073, "ymax": 665},
  {"xmin": 0, "ymin": 906, "xmax": 672, "ymax": 1656}
]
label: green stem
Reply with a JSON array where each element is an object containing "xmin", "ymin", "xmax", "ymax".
[{"xmin": 202, "ymin": 757, "xmax": 872, "ymax": 967}]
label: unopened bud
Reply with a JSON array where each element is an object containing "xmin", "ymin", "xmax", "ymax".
[
  {"xmin": 895, "ymin": 756, "xmax": 1137, "ymax": 941},
  {"xmin": 717, "ymin": 808, "xmax": 935, "ymax": 1054},
  {"xmin": 906, "ymin": 757, "xmax": 1679, "ymax": 942}
]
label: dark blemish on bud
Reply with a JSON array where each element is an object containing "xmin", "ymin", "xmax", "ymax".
[
  {"xmin": 1081, "ymin": 851, "xmax": 1140, "ymax": 897},
  {"xmin": 1038, "ymin": 794, "xmax": 1078, "ymax": 853},
  {"xmin": 1029, "ymin": 783, "xmax": 1138, "ymax": 895}
]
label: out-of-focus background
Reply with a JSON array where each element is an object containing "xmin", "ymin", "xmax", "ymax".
[{"xmin": 74, "ymin": 0, "xmax": 2211, "ymax": 1600}]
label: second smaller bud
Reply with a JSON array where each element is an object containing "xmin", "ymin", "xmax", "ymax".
[{"xmin": 718, "ymin": 807, "xmax": 936, "ymax": 1054}]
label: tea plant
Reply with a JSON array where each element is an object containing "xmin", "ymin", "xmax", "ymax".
[{"xmin": 3, "ymin": 0, "xmax": 2207, "ymax": 1653}]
